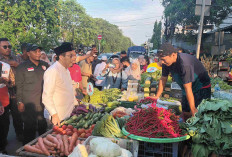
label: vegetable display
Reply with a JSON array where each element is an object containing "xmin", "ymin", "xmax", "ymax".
[
  {"xmin": 125, "ymin": 104, "xmax": 183, "ymax": 138},
  {"xmin": 88, "ymin": 137, "xmax": 133, "ymax": 157},
  {"xmin": 211, "ymin": 77, "xmax": 232, "ymax": 90},
  {"xmin": 83, "ymin": 88, "xmax": 121, "ymax": 104},
  {"xmin": 92, "ymin": 114, "xmax": 124, "ymax": 138},
  {"xmin": 139, "ymin": 71, "xmax": 162, "ymax": 84},
  {"xmin": 186, "ymin": 99, "xmax": 232, "ymax": 157},
  {"xmin": 23, "ymin": 133, "xmax": 86, "ymax": 156}
]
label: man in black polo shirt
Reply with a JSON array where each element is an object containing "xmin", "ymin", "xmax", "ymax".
[
  {"xmin": 16, "ymin": 44, "xmax": 49, "ymax": 144},
  {"xmin": 153, "ymin": 43, "xmax": 211, "ymax": 120}
]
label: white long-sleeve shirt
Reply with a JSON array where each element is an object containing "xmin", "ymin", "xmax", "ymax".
[
  {"xmin": 94, "ymin": 62, "xmax": 106, "ymax": 86},
  {"xmin": 42, "ymin": 61, "xmax": 78, "ymax": 121}
]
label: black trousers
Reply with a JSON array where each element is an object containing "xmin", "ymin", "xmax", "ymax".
[
  {"xmin": 9, "ymin": 98, "xmax": 23, "ymax": 136},
  {"xmin": 0, "ymin": 106, "xmax": 10, "ymax": 150},
  {"xmin": 182, "ymin": 87, "xmax": 211, "ymax": 112},
  {"xmin": 22, "ymin": 103, "xmax": 47, "ymax": 145}
]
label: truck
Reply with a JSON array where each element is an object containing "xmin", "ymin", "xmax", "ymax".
[{"xmin": 127, "ymin": 46, "xmax": 147, "ymax": 59}]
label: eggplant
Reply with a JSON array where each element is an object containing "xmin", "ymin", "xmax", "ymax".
[{"xmin": 76, "ymin": 107, "xmax": 89, "ymax": 113}]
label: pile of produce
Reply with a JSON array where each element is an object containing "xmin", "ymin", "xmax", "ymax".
[
  {"xmin": 23, "ymin": 133, "xmax": 85, "ymax": 156},
  {"xmin": 70, "ymin": 104, "xmax": 103, "ymax": 117},
  {"xmin": 53, "ymin": 105, "xmax": 105, "ymax": 137},
  {"xmin": 186, "ymin": 99, "xmax": 232, "ymax": 157},
  {"xmin": 211, "ymin": 77, "xmax": 232, "ymax": 90},
  {"xmin": 92, "ymin": 114, "xmax": 124, "ymax": 138},
  {"xmin": 110, "ymin": 107, "xmax": 135, "ymax": 118},
  {"xmin": 140, "ymin": 97, "xmax": 156, "ymax": 104},
  {"xmin": 125, "ymin": 104, "xmax": 183, "ymax": 138},
  {"xmin": 52, "ymin": 123, "xmax": 95, "ymax": 138},
  {"xmin": 83, "ymin": 88, "xmax": 121, "ymax": 104},
  {"xmin": 88, "ymin": 137, "xmax": 133, "ymax": 157},
  {"xmin": 140, "ymin": 71, "xmax": 162, "ymax": 84}
]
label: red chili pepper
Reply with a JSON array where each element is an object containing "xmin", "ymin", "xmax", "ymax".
[{"xmin": 125, "ymin": 100, "xmax": 183, "ymax": 138}]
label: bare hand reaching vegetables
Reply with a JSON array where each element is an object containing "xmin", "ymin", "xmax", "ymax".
[{"xmin": 52, "ymin": 114, "xmax": 61, "ymax": 126}]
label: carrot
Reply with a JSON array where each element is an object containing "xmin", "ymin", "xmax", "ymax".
[
  {"xmin": 69, "ymin": 132, "xmax": 78, "ymax": 152},
  {"xmin": 68, "ymin": 136, "xmax": 72, "ymax": 145},
  {"xmin": 38, "ymin": 137, "xmax": 50, "ymax": 156},
  {"xmin": 43, "ymin": 137, "xmax": 56, "ymax": 148},
  {"xmin": 75, "ymin": 139, "xmax": 80, "ymax": 146},
  {"xmin": 24, "ymin": 145, "xmax": 44, "ymax": 155},
  {"xmin": 56, "ymin": 134, "xmax": 64, "ymax": 153},
  {"xmin": 35, "ymin": 142, "xmax": 41, "ymax": 150},
  {"xmin": 62, "ymin": 135, "xmax": 70, "ymax": 156},
  {"xmin": 47, "ymin": 134, "xmax": 60, "ymax": 149}
]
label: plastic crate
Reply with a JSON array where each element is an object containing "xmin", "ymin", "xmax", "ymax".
[
  {"xmin": 84, "ymin": 136, "xmax": 139, "ymax": 157},
  {"xmin": 138, "ymin": 141, "xmax": 178, "ymax": 157}
]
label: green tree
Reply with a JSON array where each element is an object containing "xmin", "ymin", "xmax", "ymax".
[
  {"xmin": 0, "ymin": 0, "xmax": 60, "ymax": 51},
  {"xmin": 161, "ymin": 0, "xmax": 232, "ymax": 42},
  {"xmin": 151, "ymin": 21, "xmax": 162, "ymax": 49}
]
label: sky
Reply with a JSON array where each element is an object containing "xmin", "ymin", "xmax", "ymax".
[{"xmin": 77, "ymin": 0, "xmax": 164, "ymax": 46}]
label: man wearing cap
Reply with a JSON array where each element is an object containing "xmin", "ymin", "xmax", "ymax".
[
  {"xmin": 94, "ymin": 55, "xmax": 108, "ymax": 90},
  {"xmin": 16, "ymin": 44, "xmax": 49, "ymax": 144},
  {"xmin": 153, "ymin": 43, "xmax": 211, "ymax": 119},
  {"xmin": 42, "ymin": 42, "xmax": 78, "ymax": 126},
  {"xmin": 79, "ymin": 51, "xmax": 95, "ymax": 90}
]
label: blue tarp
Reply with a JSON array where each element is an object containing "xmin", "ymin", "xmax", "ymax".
[{"xmin": 127, "ymin": 46, "xmax": 146, "ymax": 59}]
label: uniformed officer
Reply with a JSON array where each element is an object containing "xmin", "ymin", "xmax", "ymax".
[{"xmin": 16, "ymin": 44, "xmax": 49, "ymax": 145}]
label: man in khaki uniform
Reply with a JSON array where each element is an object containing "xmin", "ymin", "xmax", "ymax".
[{"xmin": 79, "ymin": 51, "xmax": 95, "ymax": 90}]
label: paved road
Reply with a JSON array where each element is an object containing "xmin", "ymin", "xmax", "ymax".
[{"xmin": 5, "ymin": 115, "xmax": 22, "ymax": 156}]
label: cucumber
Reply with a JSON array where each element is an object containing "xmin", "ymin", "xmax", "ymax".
[
  {"xmin": 65, "ymin": 119, "xmax": 74, "ymax": 124},
  {"xmin": 75, "ymin": 114, "xmax": 83, "ymax": 122},
  {"xmin": 83, "ymin": 123, "xmax": 89, "ymax": 129},
  {"xmin": 75, "ymin": 122, "xmax": 84, "ymax": 129},
  {"xmin": 92, "ymin": 113, "xmax": 98, "ymax": 119},
  {"xmin": 93, "ymin": 117, "xmax": 100, "ymax": 123},
  {"xmin": 89, "ymin": 112, "xmax": 95, "ymax": 119},
  {"xmin": 84, "ymin": 112, "xmax": 91, "ymax": 120},
  {"xmin": 71, "ymin": 115, "xmax": 78, "ymax": 121}
]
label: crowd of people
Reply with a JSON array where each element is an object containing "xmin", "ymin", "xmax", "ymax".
[
  {"xmin": 0, "ymin": 38, "xmax": 152, "ymax": 154},
  {"xmin": 0, "ymin": 38, "xmax": 211, "ymax": 155}
]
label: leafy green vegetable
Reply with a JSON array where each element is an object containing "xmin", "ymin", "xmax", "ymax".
[{"xmin": 187, "ymin": 99, "xmax": 232, "ymax": 156}]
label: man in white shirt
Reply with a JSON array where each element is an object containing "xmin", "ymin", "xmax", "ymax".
[
  {"xmin": 94, "ymin": 55, "xmax": 107, "ymax": 90},
  {"xmin": 42, "ymin": 42, "xmax": 78, "ymax": 126}
]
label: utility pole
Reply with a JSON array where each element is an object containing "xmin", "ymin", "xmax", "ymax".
[{"xmin": 196, "ymin": 0, "xmax": 205, "ymax": 59}]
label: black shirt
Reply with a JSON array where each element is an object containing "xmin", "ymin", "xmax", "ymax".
[
  {"xmin": 162, "ymin": 53, "xmax": 210, "ymax": 95},
  {"xmin": 16, "ymin": 60, "xmax": 49, "ymax": 112}
]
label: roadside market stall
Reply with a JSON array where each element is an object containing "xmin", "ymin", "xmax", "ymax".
[{"xmin": 15, "ymin": 70, "xmax": 232, "ymax": 157}]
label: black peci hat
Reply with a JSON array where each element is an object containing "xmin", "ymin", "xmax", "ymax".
[{"xmin": 54, "ymin": 42, "xmax": 74, "ymax": 56}]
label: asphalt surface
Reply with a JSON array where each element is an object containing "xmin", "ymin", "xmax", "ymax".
[{"xmin": 5, "ymin": 115, "xmax": 22, "ymax": 156}]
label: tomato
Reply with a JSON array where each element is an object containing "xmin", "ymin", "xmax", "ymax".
[
  {"xmin": 53, "ymin": 125, "xmax": 59, "ymax": 132},
  {"xmin": 80, "ymin": 133, "xmax": 86, "ymax": 138},
  {"xmin": 79, "ymin": 128, "xmax": 85, "ymax": 134},
  {"xmin": 62, "ymin": 130, "xmax": 66, "ymax": 135},
  {"xmin": 62, "ymin": 125, "xmax": 67, "ymax": 130},
  {"xmin": 57, "ymin": 128, "xmax": 63, "ymax": 133},
  {"xmin": 73, "ymin": 128, "xmax": 78, "ymax": 133},
  {"xmin": 67, "ymin": 131, "xmax": 73, "ymax": 136},
  {"xmin": 67, "ymin": 125, "xmax": 74, "ymax": 130},
  {"xmin": 86, "ymin": 133, "xmax": 91, "ymax": 138}
]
